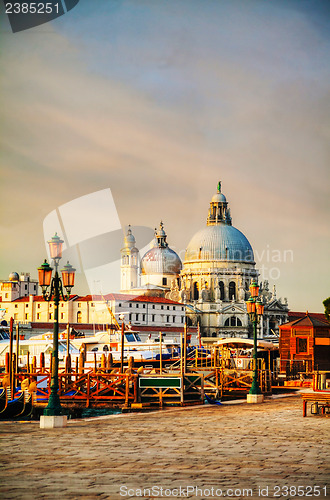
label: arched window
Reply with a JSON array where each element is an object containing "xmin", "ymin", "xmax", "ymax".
[
  {"xmin": 122, "ymin": 255, "xmax": 129, "ymax": 265},
  {"xmin": 219, "ymin": 281, "xmax": 225, "ymax": 300},
  {"xmin": 229, "ymin": 281, "xmax": 236, "ymax": 301},
  {"xmin": 193, "ymin": 282, "xmax": 199, "ymax": 300},
  {"xmin": 77, "ymin": 311, "xmax": 82, "ymax": 323},
  {"xmin": 224, "ymin": 316, "xmax": 242, "ymax": 327}
]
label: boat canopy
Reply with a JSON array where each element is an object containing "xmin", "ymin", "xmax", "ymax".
[{"xmin": 215, "ymin": 337, "xmax": 275, "ymax": 350}]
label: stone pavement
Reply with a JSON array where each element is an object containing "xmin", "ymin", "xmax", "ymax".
[{"xmin": 1, "ymin": 395, "xmax": 329, "ymax": 500}]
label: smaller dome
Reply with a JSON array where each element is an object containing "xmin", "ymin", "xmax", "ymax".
[
  {"xmin": 212, "ymin": 193, "xmax": 226, "ymax": 203},
  {"xmin": 123, "ymin": 226, "xmax": 136, "ymax": 248},
  {"xmin": 141, "ymin": 247, "xmax": 182, "ymax": 275},
  {"xmin": 9, "ymin": 272, "xmax": 19, "ymax": 281},
  {"xmin": 141, "ymin": 221, "xmax": 182, "ymax": 275}
]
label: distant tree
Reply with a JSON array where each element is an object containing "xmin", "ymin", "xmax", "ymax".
[{"xmin": 323, "ymin": 297, "xmax": 330, "ymax": 322}]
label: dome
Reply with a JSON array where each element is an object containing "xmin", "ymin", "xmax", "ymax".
[
  {"xmin": 184, "ymin": 224, "xmax": 254, "ymax": 263},
  {"xmin": 9, "ymin": 272, "xmax": 19, "ymax": 281},
  {"xmin": 141, "ymin": 247, "xmax": 182, "ymax": 275},
  {"xmin": 212, "ymin": 193, "xmax": 226, "ymax": 203},
  {"xmin": 123, "ymin": 226, "xmax": 136, "ymax": 248}
]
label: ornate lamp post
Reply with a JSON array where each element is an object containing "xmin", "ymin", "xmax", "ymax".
[
  {"xmin": 246, "ymin": 280, "xmax": 264, "ymax": 403},
  {"xmin": 38, "ymin": 233, "xmax": 75, "ymax": 426}
]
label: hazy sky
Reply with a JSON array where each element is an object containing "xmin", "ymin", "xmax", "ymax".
[{"xmin": 1, "ymin": 0, "xmax": 329, "ymax": 311}]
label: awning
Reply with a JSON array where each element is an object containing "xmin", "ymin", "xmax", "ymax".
[{"xmin": 215, "ymin": 337, "xmax": 275, "ymax": 350}]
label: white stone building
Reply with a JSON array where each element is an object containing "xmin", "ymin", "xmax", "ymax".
[{"xmin": 121, "ymin": 182, "xmax": 289, "ymax": 339}]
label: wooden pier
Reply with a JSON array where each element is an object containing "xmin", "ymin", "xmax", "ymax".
[{"xmin": 0, "ymin": 360, "xmax": 205, "ymax": 418}]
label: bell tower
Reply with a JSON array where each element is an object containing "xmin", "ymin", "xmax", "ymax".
[{"xmin": 120, "ymin": 226, "xmax": 139, "ymax": 292}]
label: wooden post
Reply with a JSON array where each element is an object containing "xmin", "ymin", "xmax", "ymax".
[
  {"xmin": 65, "ymin": 353, "xmax": 71, "ymax": 372},
  {"xmin": 94, "ymin": 352, "xmax": 97, "ymax": 372},
  {"xmin": 183, "ymin": 322, "xmax": 187, "ymax": 374},
  {"xmin": 15, "ymin": 323, "xmax": 19, "ymax": 375},
  {"xmin": 107, "ymin": 352, "xmax": 113, "ymax": 371},
  {"xmin": 159, "ymin": 331, "xmax": 163, "ymax": 375},
  {"xmin": 125, "ymin": 374, "xmax": 129, "ymax": 407},
  {"xmin": 86, "ymin": 373, "xmax": 90, "ymax": 408},
  {"xmin": 5, "ymin": 352, "xmax": 10, "ymax": 374},
  {"xmin": 9, "ymin": 317, "xmax": 14, "ymax": 397},
  {"xmin": 180, "ymin": 327, "xmax": 184, "ymax": 405},
  {"xmin": 180, "ymin": 326, "xmax": 183, "ymax": 377},
  {"xmin": 40, "ymin": 352, "xmax": 45, "ymax": 370},
  {"xmin": 27, "ymin": 351, "xmax": 30, "ymax": 375},
  {"xmin": 66, "ymin": 323, "xmax": 70, "ymax": 357},
  {"xmin": 101, "ymin": 353, "xmax": 106, "ymax": 371},
  {"xmin": 75, "ymin": 356, "xmax": 78, "ymax": 374},
  {"xmin": 120, "ymin": 320, "xmax": 125, "ymax": 373},
  {"xmin": 11, "ymin": 353, "xmax": 16, "ymax": 397},
  {"xmin": 79, "ymin": 352, "xmax": 84, "ymax": 374},
  {"xmin": 134, "ymin": 376, "xmax": 138, "ymax": 403}
]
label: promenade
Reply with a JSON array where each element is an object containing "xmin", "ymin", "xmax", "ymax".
[{"xmin": 1, "ymin": 395, "xmax": 329, "ymax": 500}]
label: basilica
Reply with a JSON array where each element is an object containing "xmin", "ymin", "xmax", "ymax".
[{"xmin": 120, "ymin": 183, "xmax": 289, "ymax": 339}]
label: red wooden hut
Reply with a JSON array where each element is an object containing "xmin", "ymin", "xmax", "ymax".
[{"xmin": 279, "ymin": 313, "xmax": 330, "ymax": 374}]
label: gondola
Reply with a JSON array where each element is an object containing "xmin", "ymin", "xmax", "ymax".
[{"xmin": 0, "ymin": 391, "xmax": 32, "ymax": 419}]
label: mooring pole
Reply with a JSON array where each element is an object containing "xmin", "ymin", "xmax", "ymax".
[
  {"xmin": 66, "ymin": 323, "xmax": 70, "ymax": 357},
  {"xmin": 159, "ymin": 331, "xmax": 163, "ymax": 375},
  {"xmin": 183, "ymin": 322, "xmax": 187, "ymax": 374},
  {"xmin": 120, "ymin": 320, "xmax": 125, "ymax": 373},
  {"xmin": 15, "ymin": 323, "xmax": 19, "ymax": 376},
  {"xmin": 9, "ymin": 317, "xmax": 14, "ymax": 397}
]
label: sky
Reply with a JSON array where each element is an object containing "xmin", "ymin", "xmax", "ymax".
[{"xmin": 0, "ymin": 0, "xmax": 329, "ymax": 311}]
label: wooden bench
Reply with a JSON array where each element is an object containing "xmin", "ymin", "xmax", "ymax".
[{"xmin": 301, "ymin": 392, "xmax": 330, "ymax": 417}]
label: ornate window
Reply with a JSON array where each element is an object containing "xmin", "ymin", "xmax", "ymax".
[
  {"xmin": 219, "ymin": 281, "xmax": 225, "ymax": 300},
  {"xmin": 193, "ymin": 282, "xmax": 199, "ymax": 300},
  {"xmin": 229, "ymin": 281, "xmax": 236, "ymax": 300}
]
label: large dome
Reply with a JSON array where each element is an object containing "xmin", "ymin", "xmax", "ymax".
[
  {"xmin": 141, "ymin": 246, "xmax": 182, "ymax": 275},
  {"xmin": 185, "ymin": 224, "xmax": 254, "ymax": 263}
]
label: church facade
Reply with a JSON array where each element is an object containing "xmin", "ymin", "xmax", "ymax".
[{"xmin": 120, "ymin": 183, "xmax": 289, "ymax": 339}]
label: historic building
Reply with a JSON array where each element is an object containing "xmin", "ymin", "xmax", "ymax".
[
  {"xmin": 120, "ymin": 222, "xmax": 182, "ymax": 296},
  {"xmin": 120, "ymin": 182, "xmax": 289, "ymax": 339},
  {"xmin": 1, "ymin": 183, "xmax": 289, "ymax": 340},
  {"xmin": 0, "ymin": 293, "xmax": 186, "ymax": 335},
  {"xmin": 0, "ymin": 272, "xmax": 38, "ymax": 303}
]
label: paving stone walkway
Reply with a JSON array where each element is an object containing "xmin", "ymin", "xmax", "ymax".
[{"xmin": 1, "ymin": 396, "xmax": 329, "ymax": 500}]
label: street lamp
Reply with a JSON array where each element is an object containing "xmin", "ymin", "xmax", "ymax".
[
  {"xmin": 38, "ymin": 233, "xmax": 76, "ymax": 425},
  {"xmin": 246, "ymin": 280, "xmax": 264, "ymax": 403}
]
